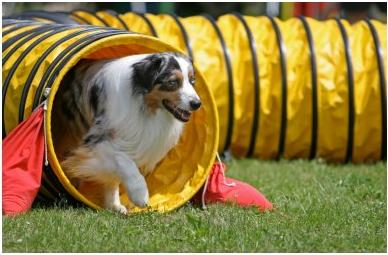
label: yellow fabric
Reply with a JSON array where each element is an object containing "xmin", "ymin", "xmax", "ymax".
[
  {"xmin": 71, "ymin": 10, "xmax": 107, "ymax": 27},
  {"xmin": 2, "ymin": 25, "xmax": 41, "ymax": 62},
  {"xmin": 2, "ymin": 24, "xmax": 17, "ymax": 33},
  {"xmin": 180, "ymin": 16, "xmax": 230, "ymax": 152},
  {"xmin": 132, "ymin": 14, "xmax": 386, "ymax": 162},
  {"xmin": 3, "ymin": 27, "xmax": 79, "ymax": 134},
  {"xmin": 372, "ymin": 20, "xmax": 387, "ymax": 82},
  {"xmin": 95, "ymin": 11, "xmax": 126, "ymax": 30},
  {"xmin": 32, "ymin": 18, "xmax": 55, "ymax": 23},
  {"xmin": 145, "ymin": 14, "xmax": 189, "ymax": 55},
  {"xmin": 2, "ymin": 25, "xmax": 39, "ymax": 42},
  {"xmin": 69, "ymin": 15, "xmax": 87, "ymax": 25},
  {"xmin": 347, "ymin": 20, "xmax": 384, "ymax": 162},
  {"xmin": 2, "ymin": 21, "xmax": 219, "ymax": 213},
  {"xmin": 5, "ymin": 13, "xmax": 387, "ymax": 164},
  {"xmin": 307, "ymin": 19, "xmax": 348, "ymax": 162},
  {"xmin": 217, "ymin": 14, "xmax": 256, "ymax": 157},
  {"xmin": 276, "ymin": 18, "xmax": 312, "ymax": 159},
  {"xmin": 245, "ymin": 16, "xmax": 283, "ymax": 159},
  {"xmin": 118, "ymin": 13, "xmax": 154, "ymax": 36}
]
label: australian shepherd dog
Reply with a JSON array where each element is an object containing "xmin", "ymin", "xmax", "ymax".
[{"xmin": 55, "ymin": 52, "xmax": 201, "ymax": 214}]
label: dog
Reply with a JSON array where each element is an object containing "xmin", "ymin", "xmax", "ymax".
[{"xmin": 54, "ymin": 52, "xmax": 201, "ymax": 214}]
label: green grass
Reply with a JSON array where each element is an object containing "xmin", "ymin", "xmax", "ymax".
[{"xmin": 2, "ymin": 159, "xmax": 386, "ymax": 252}]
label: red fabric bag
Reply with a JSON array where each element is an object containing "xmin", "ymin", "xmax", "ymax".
[
  {"xmin": 193, "ymin": 162, "xmax": 273, "ymax": 212},
  {"xmin": 2, "ymin": 107, "xmax": 45, "ymax": 215}
]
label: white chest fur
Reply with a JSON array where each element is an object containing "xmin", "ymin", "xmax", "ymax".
[
  {"xmin": 102, "ymin": 56, "xmax": 185, "ymax": 175},
  {"xmin": 110, "ymin": 108, "xmax": 184, "ymax": 176}
]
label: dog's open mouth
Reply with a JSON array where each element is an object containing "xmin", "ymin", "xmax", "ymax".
[{"xmin": 162, "ymin": 100, "xmax": 191, "ymax": 122}]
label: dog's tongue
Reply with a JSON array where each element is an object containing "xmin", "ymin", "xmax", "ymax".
[{"xmin": 180, "ymin": 110, "xmax": 190, "ymax": 121}]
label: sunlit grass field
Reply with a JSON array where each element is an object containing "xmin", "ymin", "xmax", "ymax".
[{"xmin": 3, "ymin": 159, "xmax": 386, "ymax": 252}]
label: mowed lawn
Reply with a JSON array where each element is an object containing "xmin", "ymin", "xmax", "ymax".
[{"xmin": 2, "ymin": 159, "xmax": 386, "ymax": 252}]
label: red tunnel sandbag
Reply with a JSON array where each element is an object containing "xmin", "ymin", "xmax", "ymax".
[{"xmin": 2, "ymin": 107, "xmax": 44, "ymax": 215}]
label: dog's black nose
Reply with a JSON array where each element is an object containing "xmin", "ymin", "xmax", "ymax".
[{"xmin": 190, "ymin": 99, "xmax": 201, "ymax": 110}]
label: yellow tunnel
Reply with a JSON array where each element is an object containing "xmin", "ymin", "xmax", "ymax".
[
  {"xmin": 5, "ymin": 10, "xmax": 388, "ymax": 164},
  {"xmin": 2, "ymin": 19, "xmax": 219, "ymax": 212},
  {"xmin": 66, "ymin": 10, "xmax": 386, "ymax": 163}
]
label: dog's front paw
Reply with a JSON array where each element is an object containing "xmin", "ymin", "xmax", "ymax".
[
  {"xmin": 129, "ymin": 187, "xmax": 149, "ymax": 208},
  {"xmin": 112, "ymin": 204, "xmax": 128, "ymax": 214}
]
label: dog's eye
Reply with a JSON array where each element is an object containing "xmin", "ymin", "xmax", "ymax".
[
  {"xmin": 189, "ymin": 78, "xmax": 195, "ymax": 86},
  {"xmin": 169, "ymin": 80, "xmax": 178, "ymax": 87}
]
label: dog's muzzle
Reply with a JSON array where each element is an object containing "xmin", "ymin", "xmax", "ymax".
[
  {"xmin": 162, "ymin": 99, "xmax": 199, "ymax": 122},
  {"xmin": 190, "ymin": 99, "xmax": 201, "ymax": 111}
]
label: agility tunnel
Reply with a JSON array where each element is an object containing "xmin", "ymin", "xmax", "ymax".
[
  {"xmin": 10, "ymin": 10, "xmax": 386, "ymax": 163},
  {"xmin": 2, "ymin": 19, "xmax": 219, "ymax": 212}
]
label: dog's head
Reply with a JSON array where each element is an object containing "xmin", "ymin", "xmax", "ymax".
[{"xmin": 131, "ymin": 52, "xmax": 201, "ymax": 122}]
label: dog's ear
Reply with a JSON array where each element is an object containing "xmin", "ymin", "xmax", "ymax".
[{"xmin": 132, "ymin": 54, "xmax": 165, "ymax": 94}]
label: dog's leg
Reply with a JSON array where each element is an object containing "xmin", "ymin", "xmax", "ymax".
[
  {"xmin": 114, "ymin": 151, "xmax": 149, "ymax": 208},
  {"xmin": 103, "ymin": 183, "xmax": 128, "ymax": 214},
  {"xmin": 61, "ymin": 145, "xmax": 126, "ymax": 211}
]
